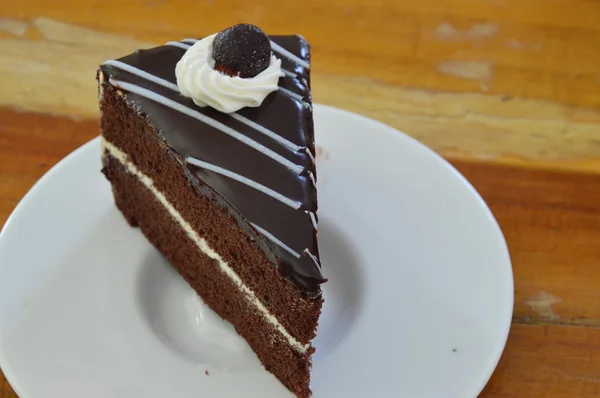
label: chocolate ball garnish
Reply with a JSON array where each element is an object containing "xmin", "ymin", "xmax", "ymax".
[{"xmin": 212, "ymin": 24, "xmax": 272, "ymax": 78}]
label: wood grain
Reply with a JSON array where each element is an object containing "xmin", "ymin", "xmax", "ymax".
[
  {"xmin": 1, "ymin": 0, "xmax": 600, "ymax": 396},
  {"xmin": 481, "ymin": 324, "xmax": 600, "ymax": 397},
  {"xmin": 1, "ymin": 1, "xmax": 600, "ymax": 172},
  {"xmin": 452, "ymin": 160, "xmax": 600, "ymax": 326},
  {"xmin": 3, "ymin": 0, "xmax": 600, "ymax": 110}
]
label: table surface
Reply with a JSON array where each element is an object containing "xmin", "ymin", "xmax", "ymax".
[{"xmin": 1, "ymin": 1, "xmax": 600, "ymax": 397}]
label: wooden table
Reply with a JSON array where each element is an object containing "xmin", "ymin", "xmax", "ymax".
[{"xmin": 1, "ymin": 1, "xmax": 600, "ymax": 396}]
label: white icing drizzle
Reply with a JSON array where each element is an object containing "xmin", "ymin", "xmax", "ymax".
[
  {"xmin": 304, "ymin": 147, "xmax": 316, "ymax": 165},
  {"xmin": 270, "ymin": 40, "xmax": 310, "ymax": 69},
  {"xmin": 281, "ymin": 68, "xmax": 298, "ymax": 79},
  {"xmin": 185, "ymin": 156, "xmax": 302, "ymax": 210},
  {"xmin": 104, "ymin": 59, "xmax": 307, "ymax": 154},
  {"xmin": 308, "ymin": 211, "xmax": 318, "ymax": 231},
  {"xmin": 165, "ymin": 41, "xmax": 191, "ymax": 50},
  {"xmin": 307, "ymin": 171, "xmax": 317, "ymax": 189},
  {"xmin": 103, "ymin": 42, "xmax": 320, "ymax": 268},
  {"xmin": 108, "ymin": 78, "xmax": 304, "ymax": 174},
  {"xmin": 103, "ymin": 60, "xmax": 179, "ymax": 91},
  {"xmin": 304, "ymin": 249, "xmax": 321, "ymax": 268},
  {"xmin": 251, "ymin": 223, "xmax": 301, "ymax": 259},
  {"xmin": 278, "ymin": 86, "xmax": 304, "ymax": 102},
  {"xmin": 102, "ymin": 139, "xmax": 309, "ymax": 353},
  {"xmin": 229, "ymin": 113, "xmax": 302, "ymax": 152},
  {"xmin": 181, "ymin": 38, "xmax": 197, "ymax": 44}
]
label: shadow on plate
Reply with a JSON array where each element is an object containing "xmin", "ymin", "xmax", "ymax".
[{"xmin": 313, "ymin": 217, "xmax": 366, "ymax": 358}]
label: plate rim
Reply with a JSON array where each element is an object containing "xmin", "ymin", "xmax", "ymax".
[
  {"xmin": 0, "ymin": 104, "xmax": 514, "ymax": 398},
  {"xmin": 316, "ymin": 104, "xmax": 513, "ymax": 397}
]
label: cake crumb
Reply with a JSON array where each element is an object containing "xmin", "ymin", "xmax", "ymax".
[
  {"xmin": 205, "ymin": 369, "xmax": 209, "ymax": 376},
  {"xmin": 315, "ymin": 146, "xmax": 330, "ymax": 162}
]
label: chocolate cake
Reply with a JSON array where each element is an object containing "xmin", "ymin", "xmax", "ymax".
[{"xmin": 97, "ymin": 24, "xmax": 326, "ymax": 397}]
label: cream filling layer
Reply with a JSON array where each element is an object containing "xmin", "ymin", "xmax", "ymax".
[{"xmin": 101, "ymin": 138, "xmax": 309, "ymax": 354}]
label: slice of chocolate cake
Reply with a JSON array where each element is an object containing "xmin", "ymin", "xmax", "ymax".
[{"xmin": 97, "ymin": 24, "xmax": 326, "ymax": 397}]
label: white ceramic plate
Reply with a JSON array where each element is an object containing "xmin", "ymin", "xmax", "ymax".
[{"xmin": 0, "ymin": 105, "xmax": 513, "ymax": 398}]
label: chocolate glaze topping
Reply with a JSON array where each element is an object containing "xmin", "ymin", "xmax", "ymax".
[{"xmin": 100, "ymin": 34, "xmax": 327, "ymax": 294}]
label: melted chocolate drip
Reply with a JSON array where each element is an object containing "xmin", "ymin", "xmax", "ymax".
[{"xmin": 100, "ymin": 35, "xmax": 326, "ymax": 294}]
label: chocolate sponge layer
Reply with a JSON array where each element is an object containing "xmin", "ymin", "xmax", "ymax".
[
  {"xmin": 102, "ymin": 155, "xmax": 314, "ymax": 397},
  {"xmin": 100, "ymin": 83, "xmax": 321, "ymax": 397}
]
